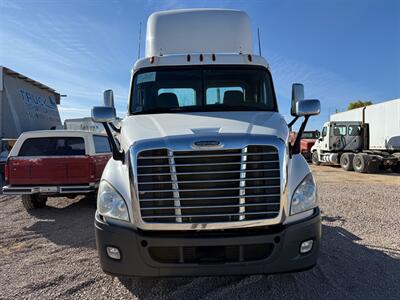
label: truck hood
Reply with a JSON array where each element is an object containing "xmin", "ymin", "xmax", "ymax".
[{"xmin": 120, "ymin": 111, "xmax": 289, "ymax": 149}]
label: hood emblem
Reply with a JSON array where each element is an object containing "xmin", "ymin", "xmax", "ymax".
[{"xmin": 192, "ymin": 140, "xmax": 223, "ymax": 149}]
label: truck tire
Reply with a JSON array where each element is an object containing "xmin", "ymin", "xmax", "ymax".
[
  {"xmin": 87, "ymin": 191, "xmax": 98, "ymax": 207},
  {"xmin": 391, "ymin": 163, "xmax": 400, "ymax": 173},
  {"xmin": 312, "ymin": 151, "xmax": 320, "ymax": 165},
  {"xmin": 340, "ymin": 153, "xmax": 354, "ymax": 171},
  {"xmin": 353, "ymin": 154, "xmax": 370, "ymax": 173},
  {"xmin": 21, "ymin": 195, "xmax": 47, "ymax": 210}
]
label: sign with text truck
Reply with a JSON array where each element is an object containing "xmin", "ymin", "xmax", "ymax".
[{"xmin": 92, "ymin": 9, "xmax": 322, "ymax": 277}]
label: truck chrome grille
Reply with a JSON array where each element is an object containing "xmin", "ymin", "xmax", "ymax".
[{"xmin": 136, "ymin": 146, "xmax": 280, "ymax": 223}]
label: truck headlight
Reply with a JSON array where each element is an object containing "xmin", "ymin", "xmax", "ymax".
[
  {"xmin": 98, "ymin": 181, "xmax": 129, "ymax": 222},
  {"xmin": 290, "ymin": 173, "xmax": 317, "ymax": 215}
]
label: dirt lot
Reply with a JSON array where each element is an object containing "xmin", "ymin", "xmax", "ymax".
[{"xmin": 0, "ymin": 166, "xmax": 399, "ymax": 299}]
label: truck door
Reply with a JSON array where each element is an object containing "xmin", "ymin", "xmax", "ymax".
[
  {"xmin": 345, "ymin": 124, "xmax": 363, "ymax": 151},
  {"xmin": 331, "ymin": 124, "xmax": 347, "ymax": 151},
  {"xmin": 318, "ymin": 126, "xmax": 330, "ymax": 151}
]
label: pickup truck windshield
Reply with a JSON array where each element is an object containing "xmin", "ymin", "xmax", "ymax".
[
  {"xmin": 130, "ymin": 66, "xmax": 277, "ymax": 114},
  {"xmin": 302, "ymin": 132, "xmax": 319, "ymax": 139}
]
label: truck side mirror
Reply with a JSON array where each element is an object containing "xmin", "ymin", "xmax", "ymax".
[
  {"xmin": 291, "ymin": 83, "xmax": 304, "ymax": 116},
  {"xmin": 103, "ymin": 89, "xmax": 115, "ymax": 108},
  {"xmin": 91, "ymin": 106, "xmax": 123, "ymax": 162},
  {"xmin": 91, "ymin": 106, "xmax": 116, "ymax": 123},
  {"xmin": 289, "ymin": 83, "xmax": 321, "ymax": 155},
  {"xmin": 296, "ymin": 99, "xmax": 321, "ymax": 116}
]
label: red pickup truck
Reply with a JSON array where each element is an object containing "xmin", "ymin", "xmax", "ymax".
[
  {"xmin": 2, "ymin": 130, "xmax": 111, "ymax": 209},
  {"xmin": 290, "ymin": 130, "xmax": 320, "ymax": 161}
]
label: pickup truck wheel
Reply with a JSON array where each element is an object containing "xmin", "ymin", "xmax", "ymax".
[
  {"xmin": 86, "ymin": 191, "xmax": 98, "ymax": 207},
  {"xmin": 21, "ymin": 195, "xmax": 47, "ymax": 210},
  {"xmin": 311, "ymin": 151, "xmax": 320, "ymax": 165},
  {"xmin": 340, "ymin": 153, "xmax": 354, "ymax": 171},
  {"xmin": 353, "ymin": 154, "xmax": 370, "ymax": 173}
]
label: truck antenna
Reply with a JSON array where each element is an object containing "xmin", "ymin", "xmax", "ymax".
[
  {"xmin": 257, "ymin": 27, "xmax": 262, "ymax": 56},
  {"xmin": 137, "ymin": 21, "xmax": 142, "ymax": 59}
]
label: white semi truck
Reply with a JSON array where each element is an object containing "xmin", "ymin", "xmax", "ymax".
[
  {"xmin": 91, "ymin": 9, "xmax": 321, "ymax": 277},
  {"xmin": 311, "ymin": 99, "xmax": 400, "ymax": 173}
]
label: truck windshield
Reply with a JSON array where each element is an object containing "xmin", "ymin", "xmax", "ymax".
[{"xmin": 130, "ymin": 66, "xmax": 277, "ymax": 114}]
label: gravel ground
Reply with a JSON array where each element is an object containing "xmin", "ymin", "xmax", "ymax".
[{"xmin": 0, "ymin": 166, "xmax": 399, "ymax": 299}]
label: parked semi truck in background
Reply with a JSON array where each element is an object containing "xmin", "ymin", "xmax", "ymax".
[
  {"xmin": 0, "ymin": 66, "xmax": 62, "ymax": 181},
  {"xmin": 311, "ymin": 99, "xmax": 400, "ymax": 173},
  {"xmin": 91, "ymin": 9, "xmax": 322, "ymax": 277}
]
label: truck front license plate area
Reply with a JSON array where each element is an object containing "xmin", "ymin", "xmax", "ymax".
[{"xmin": 148, "ymin": 243, "xmax": 274, "ymax": 264}]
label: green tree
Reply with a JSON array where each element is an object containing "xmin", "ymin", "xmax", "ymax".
[{"xmin": 347, "ymin": 100, "xmax": 373, "ymax": 110}]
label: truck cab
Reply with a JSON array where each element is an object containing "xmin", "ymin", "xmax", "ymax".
[
  {"xmin": 312, "ymin": 120, "xmax": 399, "ymax": 172},
  {"xmin": 91, "ymin": 9, "xmax": 321, "ymax": 277},
  {"xmin": 312, "ymin": 121, "xmax": 364, "ymax": 155}
]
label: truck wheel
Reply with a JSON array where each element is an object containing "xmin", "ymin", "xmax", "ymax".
[
  {"xmin": 312, "ymin": 152, "xmax": 320, "ymax": 165},
  {"xmin": 353, "ymin": 154, "xmax": 370, "ymax": 173},
  {"xmin": 391, "ymin": 163, "xmax": 400, "ymax": 173},
  {"xmin": 340, "ymin": 153, "xmax": 354, "ymax": 171},
  {"xmin": 379, "ymin": 164, "xmax": 391, "ymax": 171},
  {"xmin": 21, "ymin": 195, "xmax": 47, "ymax": 210}
]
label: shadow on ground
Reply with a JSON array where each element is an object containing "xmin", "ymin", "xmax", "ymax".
[
  {"xmin": 23, "ymin": 200, "xmax": 400, "ymax": 299},
  {"xmin": 119, "ymin": 224, "xmax": 400, "ymax": 299},
  {"xmin": 24, "ymin": 196, "xmax": 96, "ymax": 249}
]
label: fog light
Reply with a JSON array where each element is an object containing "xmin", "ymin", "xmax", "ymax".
[
  {"xmin": 300, "ymin": 240, "xmax": 313, "ymax": 254},
  {"xmin": 106, "ymin": 246, "xmax": 121, "ymax": 260}
]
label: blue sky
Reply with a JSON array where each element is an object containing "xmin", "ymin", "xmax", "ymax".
[{"xmin": 1, "ymin": 0, "xmax": 399, "ymax": 130}]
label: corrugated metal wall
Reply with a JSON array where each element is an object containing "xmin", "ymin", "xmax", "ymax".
[{"xmin": 1, "ymin": 70, "xmax": 62, "ymax": 140}]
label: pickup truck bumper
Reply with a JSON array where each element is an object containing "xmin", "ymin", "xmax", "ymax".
[
  {"xmin": 2, "ymin": 184, "xmax": 97, "ymax": 195},
  {"xmin": 95, "ymin": 209, "xmax": 321, "ymax": 277}
]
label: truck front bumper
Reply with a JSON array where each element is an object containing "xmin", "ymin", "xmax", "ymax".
[
  {"xmin": 2, "ymin": 184, "xmax": 97, "ymax": 195},
  {"xmin": 95, "ymin": 209, "xmax": 321, "ymax": 277}
]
